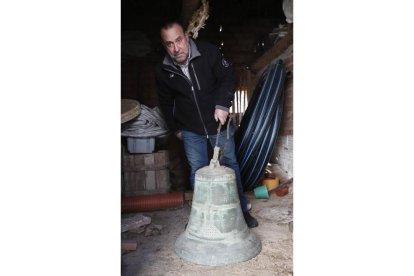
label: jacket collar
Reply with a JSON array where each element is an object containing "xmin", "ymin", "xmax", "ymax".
[{"xmin": 162, "ymin": 38, "xmax": 201, "ymax": 68}]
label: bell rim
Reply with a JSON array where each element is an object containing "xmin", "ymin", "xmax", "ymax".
[{"xmin": 174, "ymin": 230, "xmax": 262, "ymax": 266}]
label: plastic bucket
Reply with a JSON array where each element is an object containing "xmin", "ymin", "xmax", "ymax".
[
  {"xmin": 262, "ymin": 177, "xmax": 280, "ymax": 193},
  {"xmin": 254, "ymin": 185, "xmax": 269, "ymax": 199}
]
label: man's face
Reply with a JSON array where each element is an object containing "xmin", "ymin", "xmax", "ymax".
[{"xmin": 161, "ymin": 24, "xmax": 189, "ymax": 65}]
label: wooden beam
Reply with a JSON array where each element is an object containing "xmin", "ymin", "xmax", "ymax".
[
  {"xmin": 251, "ymin": 24, "xmax": 293, "ymax": 74},
  {"xmin": 253, "ymin": 44, "xmax": 293, "ymax": 86}
]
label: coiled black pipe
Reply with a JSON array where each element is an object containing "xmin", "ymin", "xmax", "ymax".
[
  {"xmin": 239, "ymin": 65, "xmax": 285, "ymax": 177},
  {"xmin": 238, "ymin": 62, "xmax": 285, "ymax": 190},
  {"xmin": 243, "ymin": 92, "xmax": 285, "ymax": 188},
  {"xmin": 236, "ymin": 62, "xmax": 283, "ymax": 157},
  {"xmin": 240, "ymin": 91, "xmax": 284, "ymax": 190},
  {"xmin": 238, "ymin": 63, "xmax": 284, "ymax": 170},
  {"xmin": 236, "ymin": 65, "xmax": 277, "ymax": 153},
  {"xmin": 235, "ymin": 60, "xmax": 286, "ymax": 190}
]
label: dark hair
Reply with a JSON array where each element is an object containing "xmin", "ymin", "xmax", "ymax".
[{"xmin": 159, "ymin": 19, "xmax": 185, "ymax": 33}]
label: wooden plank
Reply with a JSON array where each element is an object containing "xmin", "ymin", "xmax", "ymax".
[{"xmin": 251, "ymin": 25, "xmax": 293, "ymax": 74}]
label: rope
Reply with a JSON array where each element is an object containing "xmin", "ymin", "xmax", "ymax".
[
  {"xmin": 211, "ymin": 117, "xmax": 232, "ymax": 166},
  {"xmin": 214, "ymin": 123, "xmax": 222, "ymax": 148},
  {"xmin": 121, "ymin": 105, "xmax": 169, "ymax": 138}
]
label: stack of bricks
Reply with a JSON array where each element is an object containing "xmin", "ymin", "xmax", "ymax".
[{"xmin": 122, "ymin": 150, "xmax": 170, "ymax": 196}]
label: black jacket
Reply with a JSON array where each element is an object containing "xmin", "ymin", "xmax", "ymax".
[{"xmin": 155, "ymin": 39, "xmax": 236, "ymax": 136}]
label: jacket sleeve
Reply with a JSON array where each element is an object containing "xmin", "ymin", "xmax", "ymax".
[
  {"xmin": 211, "ymin": 46, "xmax": 236, "ymax": 110},
  {"xmin": 155, "ymin": 70, "xmax": 178, "ymax": 132}
]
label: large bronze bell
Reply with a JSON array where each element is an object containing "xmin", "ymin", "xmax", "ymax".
[{"xmin": 175, "ymin": 148, "xmax": 262, "ymax": 266}]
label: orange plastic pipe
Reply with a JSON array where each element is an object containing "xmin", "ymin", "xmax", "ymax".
[{"xmin": 121, "ymin": 192, "xmax": 184, "ymax": 213}]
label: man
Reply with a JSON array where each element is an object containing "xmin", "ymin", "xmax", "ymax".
[{"xmin": 155, "ymin": 21, "xmax": 258, "ymax": 228}]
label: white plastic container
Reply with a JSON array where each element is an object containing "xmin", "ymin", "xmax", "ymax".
[{"xmin": 126, "ymin": 137, "xmax": 155, "ymax": 153}]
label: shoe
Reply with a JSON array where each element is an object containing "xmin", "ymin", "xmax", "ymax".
[{"xmin": 243, "ymin": 211, "xmax": 258, "ymax": 228}]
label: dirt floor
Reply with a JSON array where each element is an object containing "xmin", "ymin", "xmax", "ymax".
[{"xmin": 121, "ymin": 172, "xmax": 293, "ymax": 276}]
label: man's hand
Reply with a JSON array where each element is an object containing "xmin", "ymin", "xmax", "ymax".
[
  {"xmin": 214, "ymin": 109, "xmax": 229, "ymax": 125},
  {"xmin": 175, "ymin": 131, "xmax": 183, "ymax": 140}
]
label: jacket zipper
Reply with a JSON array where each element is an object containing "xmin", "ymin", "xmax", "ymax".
[
  {"xmin": 163, "ymin": 67, "xmax": 209, "ymax": 138},
  {"xmin": 191, "ymin": 63, "xmax": 201, "ymax": 90},
  {"xmin": 190, "ymin": 85, "xmax": 209, "ymax": 138}
]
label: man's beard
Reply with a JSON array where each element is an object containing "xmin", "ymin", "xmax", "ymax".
[{"xmin": 173, "ymin": 53, "xmax": 187, "ymax": 64}]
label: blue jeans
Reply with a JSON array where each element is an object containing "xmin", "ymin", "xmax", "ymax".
[{"xmin": 181, "ymin": 126, "xmax": 249, "ymax": 212}]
